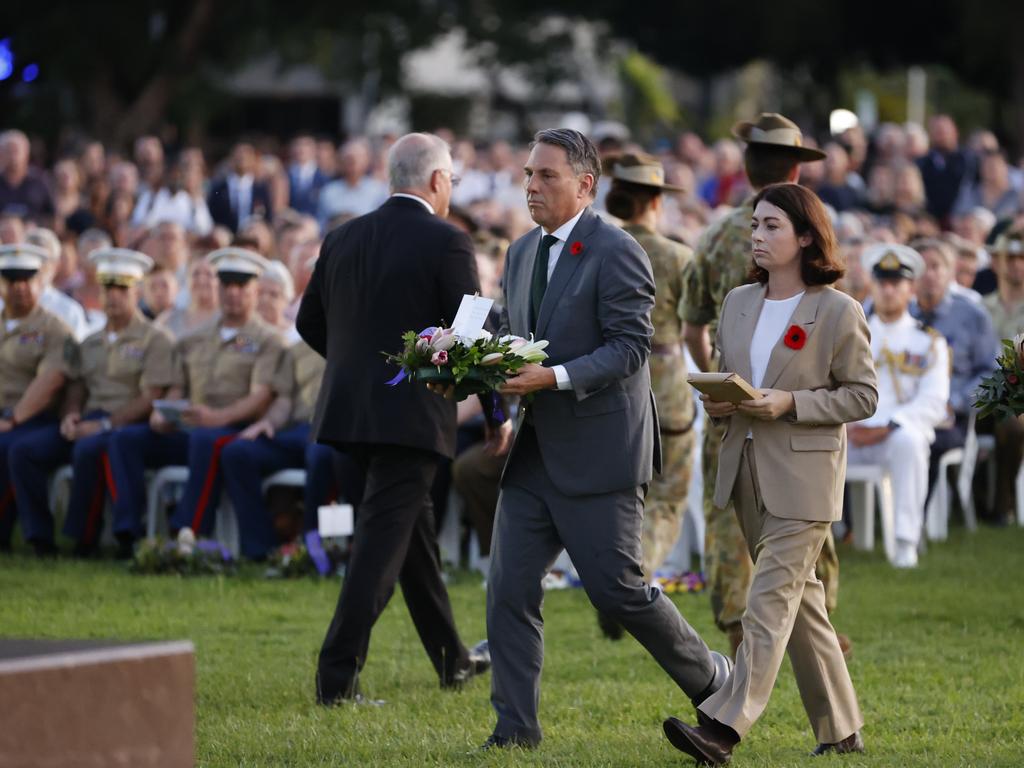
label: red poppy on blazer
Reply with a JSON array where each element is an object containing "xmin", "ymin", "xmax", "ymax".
[
  {"xmin": 784, "ymin": 325, "xmax": 807, "ymax": 350},
  {"xmin": 570, "ymin": 241, "xmax": 584, "ymax": 255}
]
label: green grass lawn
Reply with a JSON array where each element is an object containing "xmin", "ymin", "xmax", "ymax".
[{"xmin": 3, "ymin": 526, "xmax": 1023, "ymax": 767}]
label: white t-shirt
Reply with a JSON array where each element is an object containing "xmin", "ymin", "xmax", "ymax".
[{"xmin": 749, "ymin": 291, "xmax": 804, "ymax": 389}]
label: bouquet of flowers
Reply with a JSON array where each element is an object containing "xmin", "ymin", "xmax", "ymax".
[
  {"xmin": 386, "ymin": 326, "xmax": 550, "ymax": 400},
  {"xmin": 130, "ymin": 528, "xmax": 235, "ymax": 576},
  {"xmin": 974, "ymin": 332, "xmax": 1024, "ymax": 419},
  {"xmin": 264, "ymin": 535, "xmax": 348, "ymax": 579}
]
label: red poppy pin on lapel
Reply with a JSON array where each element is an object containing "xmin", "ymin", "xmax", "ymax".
[
  {"xmin": 784, "ymin": 325, "xmax": 807, "ymax": 350},
  {"xmin": 570, "ymin": 241, "xmax": 584, "ymax": 255}
]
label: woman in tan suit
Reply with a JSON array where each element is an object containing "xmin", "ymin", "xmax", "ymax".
[{"xmin": 663, "ymin": 183, "xmax": 878, "ymax": 764}]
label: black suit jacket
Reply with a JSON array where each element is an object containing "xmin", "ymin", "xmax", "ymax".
[
  {"xmin": 917, "ymin": 149, "xmax": 971, "ymax": 222},
  {"xmin": 207, "ymin": 176, "xmax": 273, "ymax": 232},
  {"xmin": 297, "ymin": 196, "xmax": 480, "ymax": 458}
]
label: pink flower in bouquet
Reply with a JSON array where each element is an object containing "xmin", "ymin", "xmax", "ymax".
[
  {"xmin": 415, "ymin": 337, "xmax": 431, "ymax": 354},
  {"xmin": 431, "ymin": 328, "xmax": 457, "ymax": 352},
  {"xmin": 431, "ymin": 350, "xmax": 449, "ymax": 365}
]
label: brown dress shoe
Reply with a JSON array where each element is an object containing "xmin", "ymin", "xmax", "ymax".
[
  {"xmin": 811, "ymin": 731, "xmax": 864, "ymax": 756},
  {"xmin": 663, "ymin": 717, "xmax": 738, "ymax": 766}
]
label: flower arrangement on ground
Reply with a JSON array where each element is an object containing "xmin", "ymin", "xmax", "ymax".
[
  {"xmin": 974, "ymin": 332, "xmax": 1024, "ymax": 419},
  {"xmin": 386, "ymin": 326, "xmax": 549, "ymax": 400},
  {"xmin": 264, "ymin": 535, "xmax": 348, "ymax": 579},
  {"xmin": 130, "ymin": 528, "xmax": 235, "ymax": 576}
]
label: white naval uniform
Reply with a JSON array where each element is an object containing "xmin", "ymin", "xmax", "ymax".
[{"xmin": 846, "ymin": 312, "xmax": 950, "ymax": 548}]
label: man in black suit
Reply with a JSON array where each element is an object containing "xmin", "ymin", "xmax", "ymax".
[
  {"xmin": 297, "ymin": 132, "xmax": 489, "ymax": 704},
  {"xmin": 917, "ymin": 115, "xmax": 972, "ymax": 227},
  {"xmin": 286, "ymin": 134, "xmax": 328, "ymax": 216},
  {"xmin": 207, "ymin": 142, "xmax": 273, "ymax": 233}
]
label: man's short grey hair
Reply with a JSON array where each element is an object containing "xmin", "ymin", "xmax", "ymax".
[
  {"xmin": 911, "ymin": 237, "xmax": 956, "ymax": 269},
  {"xmin": 531, "ymin": 128, "xmax": 601, "ymax": 185},
  {"xmin": 388, "ymin": 133, "xmax": 451, "ymax": 191}
]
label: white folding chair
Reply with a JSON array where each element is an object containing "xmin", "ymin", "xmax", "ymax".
[
  {"xmin": 925, "ymin": 411, "xmax": 980, "ymax": 540},
  {"xmin": 146, "ymin": 466, "xmax": 189, "ymax": 538},
  {"xmin": 845, "ymin": 463, "xmax": 897, "ymax": 564},
  {"xmin": 261, "ymin": 468, "xmax": 307, "ymax": 494},
  {"xmin": 1016, "ymin": 463, "xmax": 1024, "ymax": 526}
]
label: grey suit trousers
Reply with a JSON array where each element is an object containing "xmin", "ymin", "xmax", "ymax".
[{"xmin": 487, "ymin": 424, "xmax": 715, "ymax": 744}]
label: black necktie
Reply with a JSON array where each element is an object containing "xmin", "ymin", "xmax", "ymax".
[{"xmin": 530, "ymin": 234, "xmax": 559, "ymax": 332}]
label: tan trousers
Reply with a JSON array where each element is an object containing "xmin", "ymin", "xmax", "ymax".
[{"xmin": 699, "ymin": 441, "xmax": 863, "ymax": 743}]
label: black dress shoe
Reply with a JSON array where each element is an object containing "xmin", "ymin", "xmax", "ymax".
[
  {"xmin": 445, "ymin": 639, "xmax": 491, "ymax": 689},
  {"xmin": 478, "ymin": 733, "xmax": 537, "ymax": 751},
  {"xmin": 31, "ymin": 538, "xmax": 58, "ymax": 558},
  {"xmin": 663, "ymin": 717, "xmax": 738, "ymax": 766},
  {"xmin": 811, "ymin": 731, "xmax": 864, "ymax": 756},
  {"xmin": 596, "ymin": 610, "xmax": 625, "ymax": 640}
]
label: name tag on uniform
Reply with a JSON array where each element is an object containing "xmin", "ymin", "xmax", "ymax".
[
  {"xmin": 318, "ymin": 503, "xmax": 354, "ymax": 537},
  {"xmin": 18, "ymin": 331, "xmax": 44, "ymax": 346},
  {"xmin": 120, "ymin": 344, "xmax": 145, "ymax": 360}
]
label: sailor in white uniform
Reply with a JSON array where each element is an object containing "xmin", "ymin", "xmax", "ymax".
[{"xmin": 846, "ymin": 244, "xmax": 950, "ymax": 568}]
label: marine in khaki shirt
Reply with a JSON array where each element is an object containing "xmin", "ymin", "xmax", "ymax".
[
  {"xmin": 170, "ymin": 315, "xmax": 284, "ymax": 413},
  {"xmin": 7, "ymin": 248, "xmax": 176, "ymax": 556},
  {"xmin": 72, "ymin": 312, "xmax": 175, "ymax": 418},
  {"xmin": 105, "ymin": 247, "xmax": 284, "ymax": 545},
  {"xmin": 0, "ymin": 243, "xmax": 75, "ymax": 551},
  {"xmin": 217, "ymin": 338, "xmax": 338, "ymax": 561}
]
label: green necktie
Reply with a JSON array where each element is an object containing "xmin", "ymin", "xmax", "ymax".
[{"xmin": 530, "ymin": 234, "xmax": 559, "ymax": 332}]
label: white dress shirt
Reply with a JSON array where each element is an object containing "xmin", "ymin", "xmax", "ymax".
[{"xmin": 539, "ymin": 207, "xmax": 587, "ymax": 391}]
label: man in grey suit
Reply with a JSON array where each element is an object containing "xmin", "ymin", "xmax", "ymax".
[{"xmin": 480, "ymin": 129, "xmax": 729, "ymax": 749}]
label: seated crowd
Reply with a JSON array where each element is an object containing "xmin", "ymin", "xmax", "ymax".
[{"xmin": 0, "ymin": 114, "xmax": 1021, "ymax": 566}]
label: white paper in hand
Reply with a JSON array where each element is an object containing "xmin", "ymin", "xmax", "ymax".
[
  {"xmin": 451, "ymin": 294, "xmax": 494, "ymax": 341},
  {"xmin": 318, "ymin": 503, "xmax": 354, "ymax": 537}
]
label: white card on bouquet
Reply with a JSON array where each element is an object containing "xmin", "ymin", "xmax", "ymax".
[
  {"xmin": 318, "ymin": 503, "xmax": 354, "ymax": 537},
  {"xmin": 451, "ymin": 294, "xmax": 494, "ymax": 340}
]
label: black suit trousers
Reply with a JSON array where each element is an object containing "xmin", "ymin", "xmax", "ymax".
[{"xmin": 316, "ymin": 443, "xmax": 469, "ymax": 701}]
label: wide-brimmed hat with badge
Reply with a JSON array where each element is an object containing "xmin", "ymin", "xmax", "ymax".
[
  {"xmin": 862, "ymin": 243, "xmax": 924, "ymax": 281},
  {"xmin": 88, "ymin": 247, "xmax": 154, "ymax": 287},
  {"xmin": 605, "ymin": 152, "xmax": 686, "ymax": 192},
  {"xmin": 731, "ymin": 113, "xmax": 826, "ymax": 162},
  {"xmin": 206, "ymin": 247, "xmax": 270, "ymax": 283},
  {"xmin": 0, "ymin": 243, "xmax": 50, "ymax": 281}
]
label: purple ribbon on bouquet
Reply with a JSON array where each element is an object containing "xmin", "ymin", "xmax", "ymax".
[
  {"xmin": 386, "ymin": 326, "xmax": 438, "ymax": 386},
  {"xmin": 489, "ymin": 391, "xmax": 506, "ymax": 423}
]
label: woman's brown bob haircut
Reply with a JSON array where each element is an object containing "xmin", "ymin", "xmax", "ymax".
[{"xmin": 749, "ymin": 183, "xmax": 844, "ymax": 286}]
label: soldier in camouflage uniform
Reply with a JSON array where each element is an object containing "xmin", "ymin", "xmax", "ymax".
[
  {"xmin": 598, "ymin": 153, "xmax": 697, "ymax": 639},
  {"xmin": 680, "ymin": 114, "xmax": 841, "ymax": 654}
]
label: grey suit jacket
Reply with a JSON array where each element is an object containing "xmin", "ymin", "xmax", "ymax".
[{"xmin": 498, "ymin": 206, "xmax": 661, "ymax": 496}]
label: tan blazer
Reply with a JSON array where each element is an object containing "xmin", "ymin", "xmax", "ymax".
[{"xmin": 713, "ymin": 283, "xmax": 878, "ymax": 522}]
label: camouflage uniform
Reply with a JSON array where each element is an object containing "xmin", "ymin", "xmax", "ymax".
[
  {"xmin": 624, "ymin": 224, "xmax": 696, "ymax": 579},
  {"xmin": 681, "ymin": 197, "xmax": 840, "ymax": 636}
]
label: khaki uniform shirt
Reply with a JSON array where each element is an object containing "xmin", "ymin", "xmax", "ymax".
[
  {"xmin": 73, "ymin": 313, "xmax": 175, "ymax": 414},
  {"xmin": 982, "ymin": 292, "xmax": 1024, "ymax": 342},
  {"xmin": 680, "ymin": 196, "xmax": 756, "ymax": 346},
  {"xmin": 0, "ymin": 304, "xmax": 74, "ymax": 412},
  {"xmin": 287, "ymin": 339, "xmax": 325, "ymax": 425},
  {"xmin": 172, "ymin": 318, "xmax": 285, "ymax": 409},
  {"xmin": 623, "ymin": 223, "xmax": 695, "ymax": 431}
]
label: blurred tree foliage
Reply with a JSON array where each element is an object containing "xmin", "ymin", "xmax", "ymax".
[{"xmin": 2, "ymin": 0, "xmax": 1022, "ymax": 148}]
